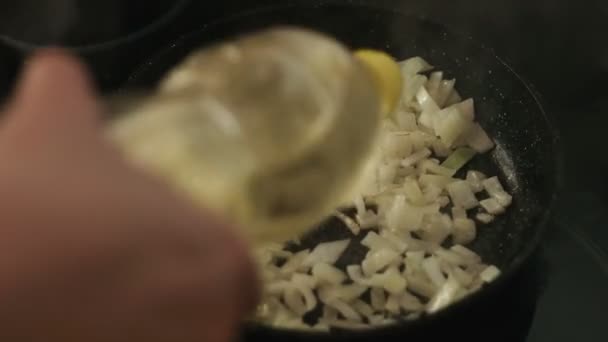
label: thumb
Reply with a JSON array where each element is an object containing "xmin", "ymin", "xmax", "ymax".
[{"xmin": 2, "ymin": 49, "xmax": 102, "ymax": 143}]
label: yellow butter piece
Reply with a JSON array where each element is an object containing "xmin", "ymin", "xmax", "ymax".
[{"xmin": 354, "ymin": 49, "xmax": 403, "ymax": 116}]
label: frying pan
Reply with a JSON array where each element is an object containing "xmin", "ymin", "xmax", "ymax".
[{"xmin": 125, "ymin": 2, "xmax": 561, "ymax": 341}]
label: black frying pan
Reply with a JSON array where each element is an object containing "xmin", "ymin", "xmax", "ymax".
[{"xmin": 125, "ymin": 2, "xmax": 561, "ymax": 341}]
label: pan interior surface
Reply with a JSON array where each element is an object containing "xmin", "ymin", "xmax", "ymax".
[{"xmin": 125, "ymin": 2, "xmax": 559, "ymax": 337}]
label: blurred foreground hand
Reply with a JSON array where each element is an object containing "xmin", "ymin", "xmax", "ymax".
[{"xmin": 0, "ymin": 50, "xmax": 257, "ymax": 342}]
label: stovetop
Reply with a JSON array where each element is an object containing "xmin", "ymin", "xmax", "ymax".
[{"xmin": 0, "ymin": 1, "xmax": 606, "ymax": 341}]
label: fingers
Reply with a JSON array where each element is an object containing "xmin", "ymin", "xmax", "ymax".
[{"xmin": 2, "ymin": 48, "xmax": 101, "ymax": 142}]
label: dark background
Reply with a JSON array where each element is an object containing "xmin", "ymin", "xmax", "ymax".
[{"xmin": 0, "ymin": 0, "xmax": 606, "ymax": 340}]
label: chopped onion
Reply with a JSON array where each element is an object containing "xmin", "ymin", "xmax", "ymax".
[
  {"xmin": 405, "ymin": 273, "xmax": 436, "ymax": 299},
  {"xmin": 400, "ymin": 56, "xmax": 433, "ymax": 75},
  {"xmin": 416, "ymin": 86, "xmax": 440, "ymax": 113},
  {"xmin": 394, "ymin": 111, "xmax": 418, "ymax": 131},
  {"xmin": 452, "ymin": 218, "xmax": 477, "ymax": 245},
  {"xmin": 312, "ymin": 262, "xmax": 347, "ymax": 285},
  {"xmin": 319, "ymin": 283, "xmax": 367, "ymax": 303},
  {"xmin": 446, "ymin": 180, "xmax": 479, "ymax": 209},
  {"xmin": 426, "ymin": 72, "xmax": 444, "ymax": 101},
  {"xmin": 401, "ymin": 148, "xmax": 432, "ymax": 167},
  {"xmin": 444, "ymin": 89, "xmax": 462, "ymax": 107},
  {"xmin": 466, "ymin": 123, "xmax": 495, "ymax": 153},
  {"xmin": 426, "ymin": 276, "xmax": 462, "ymax": 313},
  {"xmin": 476, "ymin": 212, "xmax": 495, "ymax": 224},
  {"xmin": 370, "ymin": 287, "xmax": 387, "ymax": 311},
  {"xmin": 334, "ymin": 211, "xmax": 361, "ymax": 236},
  {"xmin": 482, "ymin": 177, "xmax": 513, "ymax": 207},
  {"xmin": 450, "ymin": 245, "xmax": 482, "ymax": 264},
  {"xmin": 385, "ymin": 293, "xmax": 401, "ymax": 314},
  {"xmin": 480, "ymin": 198, "xmax": 506, "ymax": 215},
  {"xmin": 400, "ymin": 291, "xmax": 424, "ymax": 312},
  {"xmin": 435, "ymin": 107, "xmax": 472, "ymax": 147},
  {"xmin": 466, "ymin": 170, "xmax": 487, "ymax": 193},
  {"xmin": 362, "ymin": 249, "xmax": 401, "ymax": 276},
  {"xmin": 435, "ymin": 79, "xmax": 456, "ymax": 108},
  {"xmin": 280, "ymin": 249, "xmax": 311, "ymax": 275},
  {"xmin": 303, "ymin": 240, "xmax": 350, "ymax": 267},
  {"xmin": 450, "ymin": 98, "xmax": 475, "ymax": 121},
  {"xmin": 479, "ymin": 265, "xmax": 501, "ymax": 283},
  {"xmin": 254, "ymin": 55, "xmax": 511, "ymax": 331},
  {"xmin": 422, "ymin": 256, "xmax": 447, "ymax": 288},
  {"xmin": 353, "ymin": 299, "xmax": 375, "ymax": 318},
  {"xmin": 362, "ymin": 231, "xmax": 406, "ymax": 253},
  {"xmin": 327, "ymin": 299, "xmax": 362, "ymax": 322},
  {"xmin": 419, "ymin": 174, "xmax": 454, "ymax": 189},
  {"xmin": 441, "ymin": 147, "xmax": 477, "ymax": 174}
]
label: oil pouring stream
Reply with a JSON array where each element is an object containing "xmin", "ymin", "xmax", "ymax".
[{"xmin": 107, "ymin": 27, "xmax": 402, "ymax": 244}]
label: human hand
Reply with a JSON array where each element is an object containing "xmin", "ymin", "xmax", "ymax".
[{"xmin": 0, "ymin": 49, "xmax": 257, "ymax": 342}]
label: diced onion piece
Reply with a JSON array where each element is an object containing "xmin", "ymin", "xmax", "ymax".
[
  {"xmin": 446, "ymin": 180, "xmax": 479, "ymax": 209},
  {"xmin": 400, "ymin": 56, "xmax": 433, "ymax": 75},
  {"xmin": 303, "ymin": 240, "xmax": 350, "ymax": 267},
  {"xmin": 284, "ymin": 286, "xmax": 314, "ymax": 315},
  {"xmin": 400, "ymin": 291, "xmax": 424, "ymax": 312},
  {"xmin": 426, "ymin": 72, "xmax": 444, "ymax": 102},
  {"xmin": 402, "ymin": 74, "xmax": 428, "ymax": 104},
  {"xmin": 435, "ymin": 79, "xmax": 456, "ymax": 108},
  {"xmin": 280, "ymin": 249, "xmax": 311, "ymax": 275},
  {"xmin": 435, "ymin": 248, "xmax": 467, "ymax": 267},
  {"xmin": 422, "ymin": 256, "xmax": 446, "ymax": 288},
  {"xmin": 362, "ymin": 249, "xmax": 401, "ymax": 276},
  {"xmin": 327, "ymin": 299, "xmax": 363, "ymax": 322},
  {"xmin": 444, "ymin": 89, "xmax": 462, "ymax": 107},
  {"xmin": 416, "ymin": 86, "xmax": 440, "ymax": 113},
  {"xmin": 402, "ymin": 148, "xmax": 432, "ymax": 168},
  {"xmin": 479, "ymin": 265, "xmax": 501, "ymax": 283},
  {"xmin": 431, "ymin": 139, "xmax": 452, "ymax": 158},
  {"xmin": 352, "ymin": 299, "xmax": 375, "ymax": 318},
  {"xmin": 419, "ymin": 160, "xmax": 455, "ymax": 177},
  {"xmin": 318, "ymin": 284, "xmax": 367, "ymax": 303},
  {"xmin": 426, "ymin": 276, "xmax": 462, "ymax": 313},
  {"xmin": 451, "ymin": 206, "xmax": 467, "ymax": 220},
  {"xmin": 386, "ymin": 195, "xmax": 436, "ymax": 232},
  {"xmin": 405, "ymin": 273, "xmax": 436, "ymax": 298},
  {"xmin": 403, "ymin": 178, "xmax": 425, "ymax": 205},
  {"xmin": 441, "ymin": 147, "xmax": 477, "ymax": 174},
  {"xmin": 466, "ymin": 123, "xmax": 495, "ymax": 153},
  {"xmin": 378, "ymin": 267, "xmax": 408, "ymax": 294},
  {"xmin": 452, "ymin": 266, "xmax": 474, "ymax": 287},
  {"xmin": 476, "ymin": 212, "xmax": 495, "ymax": 224},
  {"xmin": 450, "ymin": 98, "xmax": 475, "ymax": 121},
  {"xmin": 385, "ymin": 293, "xmax": 401, "ymax": 314},
  {"xmin": 435, "ymin": 108, "xmax": 472, "ymax": 147},
  {"xmin": 452, "ymin": 218, "xmax": 477, "ymax": 245},
  {"xmin": 466, "ymin": 170, "xmax": 487, "ymax": 193},
  {"xmin": 418, "ymin": 110, "xmax": 436, "ymax": 130},
  {"xmin": 419, "ymin": 174, "xmax": 454, "ymax": 189},
  {"xmin": 370, "ymin": 287, "xmax": 387, "ymax": 311},
  {"xmin": 423, "ymin": 183, "xmax": 443, "ymax": 203},
  {"xmin": 334, "ymin": 211, "xmax": 362, "ymax": 236},
  {"xmin": 450, "ymin": 245, "xmax": 482, "ymax": 264},
  {"xmin": 394, "ymin": 111, "xmax": 418, "ymax": 131},
  {"xmin": 312, "ymin": 263, "xmax": 347, "ymax": 285},
  {"xmin": 357, "ymin": 210, "xmax": 379, "ymax": 230},
  {"xmin": 480, "ymin": 198, "xmax": 505, "ymax": 215},
  {"xmin": 382, "ymin": 133, "xmax": 413, "ymax": 159},
  {"xmin": 362, "ymin": 231, "xmax": 406, "ymax": 253},
  {"xmin": 379, "ymin": 230, "xmax": 409, "ymax": 253},
  {"xmin": 482, "ymin": 176, "xmax": 513, "ymax": 207},
  {"xmin": 420, "ymin": 214, "xmax": 452, "ymax": 245}
]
